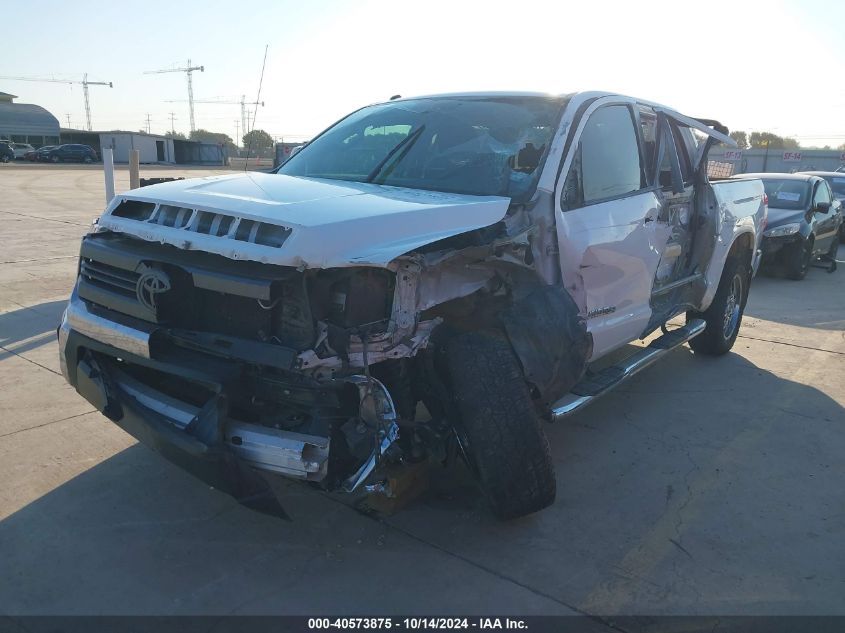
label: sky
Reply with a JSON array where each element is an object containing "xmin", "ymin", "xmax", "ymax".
[{"xmin": 3, "ymin": 0, "xmax": 845, "ymax": 146}]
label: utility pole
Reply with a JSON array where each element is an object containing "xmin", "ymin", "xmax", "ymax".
[
  {"xmin": 65, "ymin": 113, "xmax": 72, "ymax": 128},
  {"xmin": 0, "ymin": 74, "xmax": 113, "ymax": 130},
  {"xmin": 144, "ymin": 113, "xmax": 152, "ymax": 134},
  {"xmin": 234, "ymin": 119, "xmax": 240, "ymax": 148},
  {"xmin": 169, "ymin": 112, "xmax": 177, "ymax": 135},
  {"xmin": 144, "ymin": 59, "xmax": 204, "ymax": 132}
]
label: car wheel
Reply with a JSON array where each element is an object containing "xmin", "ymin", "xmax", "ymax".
[
  {"xmin": 786, "ymin": 238, "xmax": 812, "ymax": 280},
  {"xmin": 51, "ymin": 155, "xmax": 60, "ymax": 163},
  {"xmin": 1, "ymin": 156, "xmax": 9, "ymax": 163},
  {"xmin": 445, "ymin": 329, "xmax": 556, "ymax": 519},
  {"xmin": 83, "ymin": 156, "xmax": 93, "ymax": 164},
  {"xmin": 826, "ymin": 235, "xmax": 839, "ymax": 261},
  {"xmin": 687, "ymin": 255, "xmax": 750, "ymax": 356}
]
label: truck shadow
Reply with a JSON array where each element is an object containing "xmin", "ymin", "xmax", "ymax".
[
  {"xmin": 1, "ymin": 344, "xmax": 843, "ymax": 614},
  {"xmin": 0, "ymin": 301, "xmax": 65, "ymax": 357}
]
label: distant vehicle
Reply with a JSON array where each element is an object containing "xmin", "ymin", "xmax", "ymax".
[
  {"xmin": 32, "ymin": 146, "xmax": 56, "ymax": 161},
  {"xmin": 10, "ymin": 142, "xmax": 34, "ymax": 159},
  {"xmin": 800, "ymin": 171, "xmax": 845, "ymax": 238},
  {"xmin": 0, "ymin": 141, "xmax": 14, "ymax": 163},
  {"xmin": 42, "ymin": 144, "xmax": 98, "ymax": 163},
  {"xmin": 739, "ymin": 173, "xmax": 842, "ymax": 279}
]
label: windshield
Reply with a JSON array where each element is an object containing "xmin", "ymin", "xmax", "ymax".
[
  {"xmin": 762, "ymin": 178, "xmax": 810, "ymax": 210},
  {"xmin": 278, "ymin": 96, "xmax": 567, "ymax": 202}
]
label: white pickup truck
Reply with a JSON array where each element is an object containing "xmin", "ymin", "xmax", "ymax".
[{"xmin": 58, "ymin": 91, "xmax": 766, "ymax": 519}]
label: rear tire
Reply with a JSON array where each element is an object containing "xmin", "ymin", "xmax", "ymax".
[
  {"xmin": 446, "ymin": 330, "xmax": 556, "ymax": 519},
  {"xmin": 687, "ymin": 255, "xmax": 749, "ymax": 356},
  {"xmin": 786, "ymin": 238, "xmax": 812, "ymax": 280}
]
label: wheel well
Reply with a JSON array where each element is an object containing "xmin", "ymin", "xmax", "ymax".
[{"xmin": 728, "ymin": 232, "xmax": 754, "ymax": 271}]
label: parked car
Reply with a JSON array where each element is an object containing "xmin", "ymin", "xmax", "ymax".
[
  {"xmin": 0, "ymin": 141, "xmax": 15, "ymax": 163},
  {"xmin": 9, "ymin": 142, "xmax": 34, "ymax": 159},
  {"xmin": 32, "ymin": 145, "xmax": 56, "ymax": 162},
  {"xmin": 800, "ymin": 171, "xmax": 845, "ymax": 238},
  {"xmin": 740, "ymin": 173, "xmax": 841, "ymax": 279},
  {"xmin": 42, "ymin": 144, "xmax": 98, "ymax": 163},
  {"xmin": 58, "ymin": 91, "xmax": 766, "ymax": 519}
]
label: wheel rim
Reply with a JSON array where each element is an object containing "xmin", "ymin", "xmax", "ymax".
[{"xmin": 722, "ymin": 273, "xmax": 742, "ymax": 339}]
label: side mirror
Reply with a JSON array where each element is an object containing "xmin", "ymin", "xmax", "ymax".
[{"xmin": 815, "ymin": 201, "xmax": 831, "ymax": 214}]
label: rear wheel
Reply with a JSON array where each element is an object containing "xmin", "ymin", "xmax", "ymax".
[
  {"xmin": 445, "ymin": 330, "xmax": 556, "ymax": 519},
  {"xmin": 786, "ymin": 238, "xmax": 812, "ymax": 280},
  {"xmin": 83, "ymin": 156, "xmax": 93, "ymax": 164},
  {"xmin": 687, "ymin": 255, "xmax": 749, "ymax": 356}
]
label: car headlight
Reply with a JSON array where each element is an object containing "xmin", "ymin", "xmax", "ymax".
[{"xmin": 764, "ymin": 223, "xmax": 801, "ymax": 238}]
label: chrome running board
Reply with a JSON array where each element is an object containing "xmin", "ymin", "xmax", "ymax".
[{"xmin": 550, "ymin": 318, "xmax": 706, "ymax": 419}]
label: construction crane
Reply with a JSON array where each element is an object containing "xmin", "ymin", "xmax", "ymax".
[
  {"xmin": 144, "ymin": 60, "xmax": 204, "ymax": 132},
  {"xmin": 164, "ymin": 95, "xmax": 263, "ymax": 143},
  {"xmin": 0, "ymin": 73, "xmax": 113, "ymax": 131}
]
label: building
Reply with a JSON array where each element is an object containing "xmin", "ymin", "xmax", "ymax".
[
  {"xmin": 60, "ymin": 128, "xmax": 228, "ymax": 165},
  {"xmin": 0, "ymin": 92, "xmax": 61, "ymax": 147}
]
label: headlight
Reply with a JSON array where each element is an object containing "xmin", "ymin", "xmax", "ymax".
[{"xmin": 764, "ymin": 223, "xmax": 801, "ymax": 238}]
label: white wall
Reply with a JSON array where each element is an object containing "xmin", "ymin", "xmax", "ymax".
[{"xmin": 98, "ymin": 133, "xmax": 175, "ymax": 164}]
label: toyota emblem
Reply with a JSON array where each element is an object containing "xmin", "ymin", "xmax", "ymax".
[{"xmin": 136, "ymin": 268, "xmax": 171, "ymax": 312}]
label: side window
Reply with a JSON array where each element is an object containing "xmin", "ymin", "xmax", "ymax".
[
  {"xmin": 813, "ymin": 181, "xmax": 831, "ymax": 206},
  {"xmin": 562, "ymin": 104, "xmax": 643, "ymax": 209}
]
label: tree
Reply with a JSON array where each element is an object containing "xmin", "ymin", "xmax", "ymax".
[
  {"xmin": 166, "ymin": 131, "xmax": 187, "ymax": 140},
  {"xmin": 749, "ymin": 131, "xmax": 800, "ymax": 150},
  {"xmin": 189, "ymin": 128, "xmax": 236, "ymax": 150},
  {"xmin": 729, "ymin": 131, "xmax": 749, "ymax": 149},
  {"xmin": 242, "ymin": 129, "xmax": 274, "ymax": 152}
]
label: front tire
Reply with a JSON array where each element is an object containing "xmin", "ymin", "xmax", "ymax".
[
  {"xmin": 446, "ymin": 330, "xmax": 556, "ymax": 519},
  {"xmin": 786, "ymin": 238, "xmax": 812, "ymax": 280},
  {"xmin": 51, "ymin": 155, "xmax": 60, "ymax": 163},
  {"xmin": 687, "ymin": 255, "xmax": 749, "ymax": 356}
]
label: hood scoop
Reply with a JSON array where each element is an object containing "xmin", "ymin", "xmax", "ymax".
[{"xmin": 109, "ymin": 199, "xmax": 292, "ymax": 248}]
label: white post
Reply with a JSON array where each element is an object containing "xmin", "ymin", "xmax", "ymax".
[
  {"xmin": 103, "ymin": 148, "xmax": 115, "ymax": 203},
  {"xmin": 129, "ymin": 149, "xmax": 140, "ymax": 189}
]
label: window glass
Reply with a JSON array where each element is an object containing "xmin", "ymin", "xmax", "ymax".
[
  {"xmin": 813, "ymin": 181, "xmax": 832, "ymax": 205},
  {"xmin": 762, "ymin": 178, "xmax": 810, "ymax": 210},
  {"xmin": 574, "ymin": 105, "xmax": 642, "ymax": 204},
  {"xmin": 280, "ymin": 96, "xmax": 566, "ymax": 202},
  {"xmin": 639, "ymin": 109, "xmax": 657, "ymax": 178}
]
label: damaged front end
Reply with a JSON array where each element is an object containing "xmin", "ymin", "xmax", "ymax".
[{"xmin": 58, "ymin": 231, "xmax": 425, "ymax": 515}]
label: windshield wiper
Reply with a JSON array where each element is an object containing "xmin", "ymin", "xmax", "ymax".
[{"xmin": 366, "ymin": 125, "xmax": 426, "ymax": 183}]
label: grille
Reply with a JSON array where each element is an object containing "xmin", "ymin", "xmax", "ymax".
[
  {"xmin": 80, "ymin": 258, "xmax": 140, "ymax": 298},
  {"xmin": 110, "ymin": 199, "xmax": 292, "ymax": 248}
]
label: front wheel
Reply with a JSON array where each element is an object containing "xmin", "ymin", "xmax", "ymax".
[
  {"xmin": 83, "ymin": 156, "xmax": 93, "ymax": 164},
  {"xmin": 786, "ymin": 238, "xmax": 812, "ymax": 280},
  {"xmin": 687, "ymin": 255, "xmax": 749, "ymax": 356},
  {"xmin": 445, "ymin": 330, "xmax": 556, "ymax": 519},
  {"xmin": 51, "ymin": 155, "xmax": 60, "ymax": 163}
]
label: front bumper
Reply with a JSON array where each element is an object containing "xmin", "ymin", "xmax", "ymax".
[
  {"xmin": 58, "ymin": 289, "xmax": 400, "ymax": 513},
  {"xmin": 761, "ymin": 233, "xmax": 803, "ymax": 261},
  {"xmin": 58, "ymin": 291, "xmax": 403, "ymax": 515}
]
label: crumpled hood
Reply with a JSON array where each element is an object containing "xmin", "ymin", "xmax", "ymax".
[
  {"xmin": 766, "ymin": 207, "xmax": 807, "ymax": 228},
  {"xmin": 99, "ymin": 172, "xmax": 511, "ymax": 268}
]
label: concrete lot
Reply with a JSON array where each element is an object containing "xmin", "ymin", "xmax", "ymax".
[{"xmin": 1, "ymin": 163, "xmax": 844, "ymax": 618}]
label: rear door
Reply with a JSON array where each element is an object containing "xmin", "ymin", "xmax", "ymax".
[{"xmin": 555, "ymin": 99, "xmax": 671, "ymax": 359}]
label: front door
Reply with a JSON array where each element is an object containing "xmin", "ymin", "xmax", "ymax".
[{"xmin": 555, "ymin": 101, "xmax": 671, "ymax": 359}]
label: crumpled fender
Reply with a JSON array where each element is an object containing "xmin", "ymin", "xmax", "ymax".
[{"xmin": 500, "ymin": 286, "xmax": 592, "ymax": 405}]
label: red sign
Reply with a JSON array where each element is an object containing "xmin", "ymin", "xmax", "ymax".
[{"xmin": 782, "ymin": 151, "xmax": 802, "ymax": 162}]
